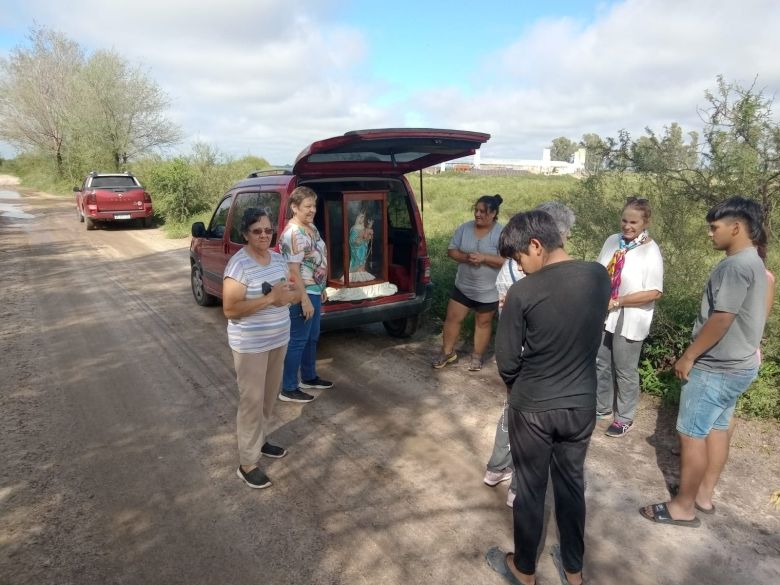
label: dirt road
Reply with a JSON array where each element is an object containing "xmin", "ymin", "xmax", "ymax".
[{"xmin": 1, "ymin": 183, "xmax": 779, "ymax": 585}]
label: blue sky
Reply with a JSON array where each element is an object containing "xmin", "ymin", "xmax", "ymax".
[{"xmin": 0, "ymin": 0, "xmax": 778, "ymax": 164}]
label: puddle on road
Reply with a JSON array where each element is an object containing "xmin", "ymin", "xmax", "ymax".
[
  {"xmin": 0, "ymin": 190, "xmax": 21, "ymax": 199},
  {"xmin": 0, "ymin": 202, "xmax": 35, "ymax": 219}
]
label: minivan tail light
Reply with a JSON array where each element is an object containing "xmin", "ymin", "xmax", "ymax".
[
  {"xmin": 143, "ymin": 191, "xmax": 152, "ymax": 203},
  {"xmin": 419, "ymin": 256, "xmax": 431, "ymax": 284},
  {"xmin": 85, "ymin": 192, "xmax": 96, "ymax": 206}
]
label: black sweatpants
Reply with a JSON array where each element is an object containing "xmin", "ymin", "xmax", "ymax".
[{"xmin": 507, "ymin": 406, "xmax": 596, "ymax": 575}]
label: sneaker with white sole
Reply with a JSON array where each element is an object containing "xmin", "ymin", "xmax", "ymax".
[
  {"xmin": 484, "ymin": 468, "xmax": 513, "ymax": 487},
  {"xmin": 279, "ymin": 389, "xmax": 315, "ymax": 403},
  {"xmin": 506, "ymin": 488, "xmax": 516, "ymax": 508},
  {"xmin": 299, "ymin": 377, "xmax": 333, "ymax": 389},
  {"xmin": 605, "ymin": 420, "xmax": 633, "ymax": 437},
  {"xmin": 237, "ymin": 466, "xmax": 271, "ymax": 489},
  {"xmin": 432, "ymin": 351, "xmax": 458, "ymax": 369}
]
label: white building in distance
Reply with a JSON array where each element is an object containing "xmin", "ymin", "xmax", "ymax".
[{"xmin": 441, "ymin": 148, "xmax": 586, "ymax": 175}]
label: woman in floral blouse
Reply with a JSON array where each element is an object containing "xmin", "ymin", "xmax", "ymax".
[{"xmin": 278, "ymin": 186, "xmax": 333, "ymax": 403}]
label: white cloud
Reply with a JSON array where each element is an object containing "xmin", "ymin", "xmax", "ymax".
[{"xmin": 2, "ymin": 0, "xmax": 780, "ymax": 163}]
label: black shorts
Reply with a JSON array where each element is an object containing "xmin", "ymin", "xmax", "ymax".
[{"xmin": 450, "ymin": 287, "xmax": 498, "ymax": 314}]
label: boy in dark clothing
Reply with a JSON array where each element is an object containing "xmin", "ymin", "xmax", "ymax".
[{"xmin": 487, "ymin": 210, "xmax": 610, "ymax": 585}]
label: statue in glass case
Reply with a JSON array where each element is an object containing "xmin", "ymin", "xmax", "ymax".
[{"xmin": 349, "ymin": 210, "xmax": 375, "ymax": 281}]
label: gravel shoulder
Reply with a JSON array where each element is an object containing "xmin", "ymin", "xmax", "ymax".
[{"xmin": 0, "ymin": 183, "xmax": 778, "ymax": 585}]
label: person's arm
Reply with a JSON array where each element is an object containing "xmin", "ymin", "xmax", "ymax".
[
  {"xmin": 495, "ymin": 287, "xmax": 526, "ymax": 390},
  {"xmin": 223, "ymin": 278, "xmax": 296, "ymax": 319},
  {"xmin": 288, "ymin": 261, "xmax": 315, "ymax": 318},
  {"xmin": 448, "ymin": 248, "xmax": 470, "ymax": 263},
  {"xmin": 765, "ymin": 271, "xmax": 776, "ymax": 318},
  {"xmin": 609, "ymin": 290, "xmax": 663, "ymax": 311},
  {"xmin": 447, "ymin": 223, "xmax": 469, "ymax": 264},
  {"xmin": 674, "ymin": 311, "xmax": 736, "ymax": 380}
]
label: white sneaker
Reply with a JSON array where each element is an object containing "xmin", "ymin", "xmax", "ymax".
[
  {"xmin": 483, "ymin": 468, "xmax": 512, "ymax": 486},
  {"xmin": 506, "ymin": 488, "xmax": 516, "ymax": 508}
]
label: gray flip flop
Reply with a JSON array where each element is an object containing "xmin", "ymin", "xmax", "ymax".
[
  {"xmin": 639, "ymin": 502, "xmax": 701, "ymax": 527},
  {"xmin": 695, "ymin": 502, "xmax": 716, "ymax": 515},
  {"xmin": 486, "ymin": 547, "xmax": 525, "ymax": 585}
]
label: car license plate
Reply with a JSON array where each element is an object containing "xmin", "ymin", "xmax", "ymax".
[{"xmin": 114, "ymin": 214, "xmax": 131, "ymax": 220}]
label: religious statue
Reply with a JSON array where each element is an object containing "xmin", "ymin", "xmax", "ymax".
[{"xmin": 348, "ymin": 210, "xmax": 375, "ymax": 281}]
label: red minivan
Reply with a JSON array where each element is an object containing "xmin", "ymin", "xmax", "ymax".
[{"xmin": 189, "ymin": 128, "xmax": 490, "ymax": 337}]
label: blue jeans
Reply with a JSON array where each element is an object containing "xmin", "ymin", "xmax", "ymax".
[
  {"xmin": 282, "ymin": 293, "xmax": 321, "ymax": 391},
  {"xmin": 676, "ymin": 366, "xmax": 758, "ymax": 439}
]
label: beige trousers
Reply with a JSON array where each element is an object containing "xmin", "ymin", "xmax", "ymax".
[{"xmin": 232, "ymin": 344, "xmax": 287, "ymax": 466}]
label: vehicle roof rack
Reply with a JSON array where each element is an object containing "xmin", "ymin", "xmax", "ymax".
[{"xmin": 246, "ymin": 168, "xmax": 293, "ymax": 178}]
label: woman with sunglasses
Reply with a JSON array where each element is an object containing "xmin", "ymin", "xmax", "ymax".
[
  {"xmin": 223, "ymin": 208, "xmax": 300, "ymax": 489},
  {"xmin": 595, "ymin": 197, "xmax": 664, "ymax": 438}
]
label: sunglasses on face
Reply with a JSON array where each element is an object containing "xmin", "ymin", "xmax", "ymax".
[{"xmin": 249, "ymin": 227, "xmax": 274, "ymax": 235}]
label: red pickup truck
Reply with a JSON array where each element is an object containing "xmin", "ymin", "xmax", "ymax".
[{"xmin": 74, "ymin": 171, "xmax": 153, "ymax": 230}]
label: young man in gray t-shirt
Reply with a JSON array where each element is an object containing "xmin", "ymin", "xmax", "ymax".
[{"xmin": 641, "ymin": 197, "xmax": 768, "ymax": 528}]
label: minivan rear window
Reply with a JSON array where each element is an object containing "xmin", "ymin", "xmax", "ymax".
[{"xmin": 306, "ymin": 152, "xmax": 429, "ymax": 164}]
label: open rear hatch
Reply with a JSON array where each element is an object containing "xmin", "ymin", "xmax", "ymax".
[{"xmin": 293, "ymin": 128, "xmax": 491, "ymax": 176}]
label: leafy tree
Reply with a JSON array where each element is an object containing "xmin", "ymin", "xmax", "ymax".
[
  {"xmin": 0, "ymin": 27, "xmax": 83, "ymax": 176},
  {"xmin": 579, "ymin": 133, "xmax": 610, "ymax": 173},
  {"xmin": 632, "ymin": 123, "xmax": 699, "ymax": 172},
  {"xmin": 73, "ymin": 49, "xmax": 182, "ymax": 170},
  {"xmin": 631, "ymin": 76, "xmax": 779, "ymax": 233},
  {"xmin": 0, "ymin": 26, "xmax": 181, "ymax": 179},
  {"xmin": 550, "ymin": 136, "xmax": 577, "ymax": 162}
]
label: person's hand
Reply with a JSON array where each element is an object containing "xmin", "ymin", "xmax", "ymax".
[
  {"xmin": 301, "ymin": 295, "xmax": 315, "ymax": 320},
  {"xmin": 468, "ymin": 252, "xmax": 483, "ymax": 266},
  {"xmin": 270, "ymin": 282, "xmax": 297, "ymax": 307},
  {"xmin": 498, "ymin": 294, "xmax": 506, "ymax": 311},
  {"xmin": 673, "ymin": 355, "xmax": 695, "ymax": 381},
  {"xmin": 608, "ymin": 298, "xmax": 621, "ymax": 311},
  {"xmin": 364, "ymin": 228, "xmax": 373, "ymax": 239},
  {"xmin": 321, "ymin": 289, "xmax": 328, "ymax": 303}
]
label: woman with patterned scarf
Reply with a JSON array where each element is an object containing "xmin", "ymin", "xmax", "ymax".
[{"xmin": 595, "ymin": 197, "xmax": 664, "ymax": 438}]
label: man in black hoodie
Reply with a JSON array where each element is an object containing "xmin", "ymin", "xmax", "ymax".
[{"xmin": 487, "ymin": 210, "xmax": 610, "ymax": 585}]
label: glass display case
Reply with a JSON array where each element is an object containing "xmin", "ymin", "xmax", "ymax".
[{"xmin": 324, "ymin": 190, "xmax": 388, "ymax": 288}]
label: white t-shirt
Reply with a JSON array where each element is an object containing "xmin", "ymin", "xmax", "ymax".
[
  {"xmin": 597, "ymin": 234, "xmax": 664, "ymax": 341},
  {"xmin": 495, "ymin": 258, "xmax": 525, "ymax": 314}
]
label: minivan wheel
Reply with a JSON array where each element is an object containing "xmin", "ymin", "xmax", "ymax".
[
  {"xmin": 383, "ymin": 316, "xmax": 419, "ymax": 338},
  {"xmin": 191, "ymin": 264, "xmax": 218, "ymax": 306},
  {"xmin": 85, "ymin": 216, "xmax": 96, "ymax": 230},
  {"xmin": 142, "ymin": 216, "xmax": 153, "ymax": 228}
]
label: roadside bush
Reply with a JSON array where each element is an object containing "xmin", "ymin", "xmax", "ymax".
[
  {"xmin": 143, "ymin": 157, "xmax": 206, "ymax": 223},
  {"xmin": 132, "ymin": 146, "xmax": 271, "ymax": 233}
]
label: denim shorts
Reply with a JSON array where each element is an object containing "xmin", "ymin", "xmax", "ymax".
[{"xmin": 676, "ymin": 366, "xmax": 758, "ymax": 438}]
